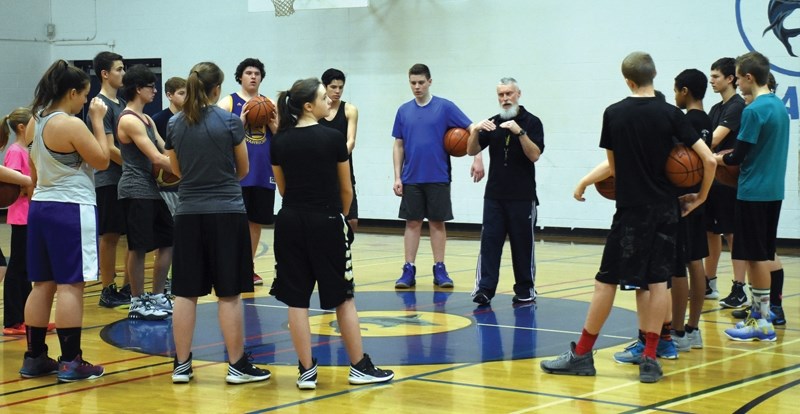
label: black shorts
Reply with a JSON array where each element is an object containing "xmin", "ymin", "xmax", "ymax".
[
  {"xmin": 704, "ymin": 184, "xmax": 736, "ymax": 234},
  {"xmin": 121, "ymin": 198, "xmax": 174, "ymax": 252},
  {"xmin": 732, "ymin": 200, "xmax": 781, "ymax": 261},
  {"xmin": 242, "ymin": 186, "xmax": 275, "ymax": 225},
  {"xmin": 270, "ymin": 208, "xmax": 355, "ymax": 310},
  {"xmin": 96, "ymin": 185, "xmax": 126, "ymax": 235},
  {"xmin": 399, "ymin": 183, "xmax": 453, "ymax": 221},
  {"xmin": 171, "ymin": 213, "xmax": 253, "ymax": 297},
  {"xmin": 346, "ymin": 185, "xmax": 358, "ymax": 220},
  {"xmin": 674, "ymin": 208, "xmax": 709, "ymax": 277},
  {"xmin": 595, "ymin": 201, "xmax": 679, "ymax": 289}
]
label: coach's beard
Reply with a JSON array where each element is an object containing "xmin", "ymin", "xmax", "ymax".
[{"xmin": 498, "ymin": 104, "xmax": 519, "ymax": 120}]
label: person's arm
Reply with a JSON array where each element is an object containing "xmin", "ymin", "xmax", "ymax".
[
  {"xmin": 499, "ymin": 119, "xmax": 542, "ymax": 162},
  {"xmin": 234, "ymin": 139, "xmax": 249, "ymax": 180},
  {"xmin": 146, "ymin": 114, "xmax": 167, "ymax": 153},
  {"xmin": 680, "ymin": 139, "xmax": 716, "ymax": 216},
  {"xmin": 164, "ymin": 149, "xmax": 181, "ymax": 178},
  {"xmin": 344, "ymin": 102, "xmax": 358, "ymax": 154},
  {"xmin": 70, "ymin": 97, "xmax": 111, "ymax": 171},
  {"xmin": 717, "ymin": 140, "xmax": 753, "ymax": 166},
  {"xmin": 574, "ymin": 159, "xmax": 611, "ymax": 201},
  {"xmin": 710, "ymin": 125, "xmax": 731, "ymax": 150},
  {"xmin": 392, "ymin": 138, "xmax": 404, "ymax": 196},
  {"xmin": 118, "ymin": 115, "xmax": 172, "ymax": 172},
  {"xmin": 0, "ymin": 165, "xmax": 32, "ymax": 187},
  {"xmin": 338, "ymin": 160, "xmax": 353, "ymax": 216},
  {"xmin": 107, "ymin": 133, "xmax": 122, "ymax": 165},
  {"xmin": 272, "ymin": 165, "xmax": 285, "ymax": 196},
  {"xmin": 467, "ymin": 119, "xmax": 494, "ymax": 156},
  {"xmin": 217, "ymin": 95, "xmax": 233, "ymax": 112}
]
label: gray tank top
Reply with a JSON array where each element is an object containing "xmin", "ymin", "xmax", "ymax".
[
  {"xmin": 117, "ymin": 110, "xmax": 161, "ymax": 200},
  {"xmin": 30, "ymin": 111, "xmax": 96, "ymax": 205}
]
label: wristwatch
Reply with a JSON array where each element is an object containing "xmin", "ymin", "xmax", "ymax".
[{"xmin": 516, "ymin": 129, "xmax": 526, "ymax": 137}]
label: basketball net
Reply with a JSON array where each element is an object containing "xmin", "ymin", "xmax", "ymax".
[{"xmin": 271, "ymin": 0, "xmax": 295, "ymax": 16}]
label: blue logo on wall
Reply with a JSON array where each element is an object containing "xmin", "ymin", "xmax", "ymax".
[{"xmin": 737, "ymin": 0, "xmax": 800, "ymax": 76}]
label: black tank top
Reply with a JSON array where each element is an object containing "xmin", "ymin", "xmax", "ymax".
[{"xmin": 319, "ymin": 101, "xmax": 355, "ymax": 184}]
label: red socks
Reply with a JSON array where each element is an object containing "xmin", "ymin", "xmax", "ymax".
[
  {"xmin": 644, "ymin": 332, "xmax": 659, "ymax": 359},
  {"xmin": 575, "ymin": 328, "xmax": 598, "ymax": 356}
]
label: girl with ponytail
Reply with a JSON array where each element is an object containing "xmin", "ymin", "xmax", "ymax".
[
  {"xmin": 20, "ymin": 59, "xmax": 110, "ymax": 382},
  {"xmin": 165, "ymin": 62, "xmax": 270, "ymax": 384},
  {"xmin": 270, "ymin": 78, "xmax": 394, "ymax": 389}
]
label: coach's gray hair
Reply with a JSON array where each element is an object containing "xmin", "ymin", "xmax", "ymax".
[{"xmin": 499, "ymin": 77, "xmax": 520, "ymax": 90}]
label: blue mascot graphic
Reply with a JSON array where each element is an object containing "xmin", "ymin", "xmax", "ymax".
[{"xmin": 764, "ymin": 0, "xmax": 800, "ymax": 56}]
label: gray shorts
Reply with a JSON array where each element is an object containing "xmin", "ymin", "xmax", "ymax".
[{"xmin": 399, "ymin": 183, "xmax": 453, "ymax": 221}]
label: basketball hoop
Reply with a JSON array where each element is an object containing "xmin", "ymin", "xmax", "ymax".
[{"xmin": 271, "ymin": 0, "xmax": 295, "ymax": 16}]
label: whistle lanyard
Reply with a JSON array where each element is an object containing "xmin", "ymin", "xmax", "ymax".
[{"xmin": 504, "ymin": 134, "xmax": 510, "ymax": 166}]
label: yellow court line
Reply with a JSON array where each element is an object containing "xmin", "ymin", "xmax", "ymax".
[{"xmin": 510, "ymin": 336, "xmax": 800, "ymax": 413}]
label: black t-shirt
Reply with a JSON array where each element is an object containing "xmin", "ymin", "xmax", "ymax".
[
  {"xmin": 151, "ymin": 107, "xmax": 176, "ymax": 141},
  {"xmin": 675, "ymin": 109, "xmax": 713, "ymax": 196},
  {"xmin": 708, "ymin": 94, "xmax": 745, "ymax": 151},
  {"xmin": 271, "ymin": 124, "xmax": 349, "ymax": 214},
  {"xmin": 477, "ymin": 106, "xmax": 544, "ymax": 202},
  {"xmin": 599, "ymin": 97, "xmax": 699, "ymax": 207}
]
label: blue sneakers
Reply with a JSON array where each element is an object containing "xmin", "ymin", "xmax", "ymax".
[
  {"xmin": 613, "ymin": 339, "xmax": 678, "ymax": 364},
  {"xmin": 432, "ymin": 262, "xmax": 454, "ymax": 288},
  {"xmin": 394, "ymin": 263, "xmax": 416, "ymax": 288},
  {"xmin": 726, "ymin": 318, "xmax": 777, "ymax": 342}
]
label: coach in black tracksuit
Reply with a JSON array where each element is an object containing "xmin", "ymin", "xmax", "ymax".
[{"xmin": 467, "ymin": 77, "xmax": 544, "ymax": 306}]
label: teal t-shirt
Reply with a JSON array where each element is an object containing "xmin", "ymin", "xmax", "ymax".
[{"xmin": 736, "ymin": 94, "xmax": 789, "ymax": 201}]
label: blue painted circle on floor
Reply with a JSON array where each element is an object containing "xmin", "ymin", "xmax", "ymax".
[{"xmin": 100, "ymin": 291, "xmax": 637, "ymax": 366}]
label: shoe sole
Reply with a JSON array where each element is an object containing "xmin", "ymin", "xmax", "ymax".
[
  {"xmin": 613, "ymin": 357, "xmax": 640, "ymax": 365},
  {"xmin": 297, "ymin": 381, "xmax": 317, "ymax": 390},
  {"xmin": 639, "ymin": 374, "xmax": 662, "ymax": 383},
  {"xmin": 434, "ymin": 281, "xmax": 454, "ymax": 288},
  {"xmin": 719, "ymin": 301, "xmax": 750, "ymax": 309},
  {"xmin": 127, "ymin": 313, "xmax": 169, "ymax": 321},
  {"xmin": 172, "ymin": 373, "xmax": 193, "ymax": 383},
  {"xmin": 226, "ymin": 373, "xmax": 271, "ymax": 384},
  {"xmin": 57, "ymin": 372, "xmax": 104, "ymax": 383},
  {"xmin": 348, "ymin": 373, "xmax": 394, "ymax": 384},
  {"xmin": 394, "ymin": 283, "xmax": 415, "ymax": 289},
  {"xmin": 253, "ymin": 281, "xmax": 264, "ymax": 286},
  {"xmin": 724, "ymin": 333, "xmax": 777, "ymax": 342},
  {"xmin": 657, "ymin": 354, "xmax": 678, "ymax": 360},
  {"xmin": 20, "ymin": 370, "xmax": 58, "ymax": 378},
  {"xmin": 540, "ymin": 366, "xmax": 596, "ymax": 376}
]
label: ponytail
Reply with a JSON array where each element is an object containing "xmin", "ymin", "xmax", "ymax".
[
  {"xmin": 184, "ymin": 62, "xmax": 223, "ymax": 125},
  {"xmin": 277, "ymin": 78, "xmax": 322, "ymax": 134},
  {"xmin": 31, "ymin": 59, "xmax": 89, "ymax": 118},
  {"xmin": 0, "ymin": 107, "xmax": 33, "ymax": 150}
]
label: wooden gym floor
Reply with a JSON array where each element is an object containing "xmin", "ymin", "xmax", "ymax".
[{"xmin": 0, "ymin": 224, "xmax": 798, "ymax": 413}]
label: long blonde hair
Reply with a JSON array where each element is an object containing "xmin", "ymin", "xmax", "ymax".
[
  {"xmin": 183, "ymin": 62, "xmax": 224, "ymax": 125},
  {"xmin": 1, "ymin": 107, "xmax": 33, "ymax": 150}
]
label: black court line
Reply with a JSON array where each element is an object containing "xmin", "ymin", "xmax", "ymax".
[
  {"xmin": 619, "ymin": 363, "xmax": 800, "ymax": 414},
  {"xmin": 732, "ymin": 377, "xmax": 800, "ymax": 413},
  {"xmin": 415, "ymin": 377, "xmax": 692, "ymax": 413}
]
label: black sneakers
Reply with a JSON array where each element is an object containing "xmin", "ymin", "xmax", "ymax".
[
  {"xmin": 348, "ymin": 354, "xmax": 394, "ymax": 385},
  {"xmin": 172, "ymin": 353, "xmax": 194, "ymax": 383},
  {"xmin": 226, "ymin": 353, "xmax": 271, "ymax": 384},
  {"xmin": 719, "ymin": 281, "xmax": 750, "ymax": 309},
  {"xmin": 297, "ymin": 358, "xmax": 318, "ymax": 390}
]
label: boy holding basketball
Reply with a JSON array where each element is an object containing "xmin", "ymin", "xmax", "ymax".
[
  {"xmin": 540, "ymin": 52, "xmax": 715, "ymax": 383},
  {"xmin": 466, "ymin": 77, "xmax": 543, "ymax": 306},
  {"xmin": 392, "ymin": 63, "xmax": 484, "ymax": 289},
  {"xmin": 117, "ymin": 65, "xmax": 174, "ymax": 320},
  {"xmin": 218, "ymin": 58, "xmax": 277, "ymax": 287},
  {"xmin": 716, "ymin": 52, "xmax": 789, "ymax": 342}
]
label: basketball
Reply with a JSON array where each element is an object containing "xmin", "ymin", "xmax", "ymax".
[
  {"xmin": 0, "ymin": 182, "xmax": 21, "ymax": 208},
  {"xmin": 243, "ymin": 96, "xmax": 276, "ymax": 128},
  {"xmin": 665, "ymin": 144, "xmax": 703, "ymax": 188},
  {"xmin": 594, "ymin": 176, "xmax": 616, "ymax": 200},
  {"xmin": 443, "ymin": 127, "xmax": 469, "ymax": 157},
  {"xmin": 153, "ymin": 165, "xmax": 180, "ymax": 188},
  {"xmin": 714, "ymin": 149, "xmax": 739, "ymax": 187}
]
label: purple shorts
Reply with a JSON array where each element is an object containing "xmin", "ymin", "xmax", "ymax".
[{"xmin": 27, "ymin": 201, "xmax": 99, "ymax": 284}]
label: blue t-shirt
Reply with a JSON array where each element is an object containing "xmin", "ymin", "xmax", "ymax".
[
  {"xmin": 391, "ymin": 96, "xmax": 471, "ymax": 184},
  {"xmin": 736, "ymin": 94, "xmax": 790, "ymax": 201}
]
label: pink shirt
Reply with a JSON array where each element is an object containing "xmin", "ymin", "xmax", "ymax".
[{"xmin": 4, "ymin": 142, "xmax": 30, "ymax": 225}]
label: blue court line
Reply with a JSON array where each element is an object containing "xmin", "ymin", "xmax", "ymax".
[{"xmin": 619, "ymin": 363, "xmax": 800, "ymax": 414}]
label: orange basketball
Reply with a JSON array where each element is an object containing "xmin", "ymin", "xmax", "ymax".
[
  {"xmin": 665, "ymin": 144, "xmax": 703, "ymax": 188},
  {"xmin": 443, "ymin": 127, "xmax": 469, "ymax": 157},
  {"xmin": 243, "ymin": 96, "xmax": 276, "ymax": 128},
  {"xmin": 153, "ymin": 165, "xmax": 180, "ymax": 188},
  {"xmin": 0, "ymin": 182, "xmax": 21, "ymax": 208},
  {"xmin": 594, "ymin": 176, "xmax": 616, "ymax": 200},
  {"xmin": 714, "ymin": 149, "xmax": 739, "ymax": 187}
]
